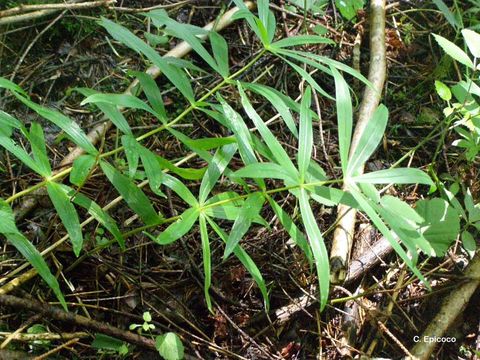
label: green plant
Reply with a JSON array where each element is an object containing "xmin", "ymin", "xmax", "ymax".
[
  {"xmin": 0, "ymin": 0, "xmax": 455, "ymax": 314},
  {"xmin": 91, "ymin": 333, "xmax": 129, "ymax": 357},
  {"xmin": 129, "ymin": 311, "xmax": 155, "ymax": 333},
  {"xmin": 433, "ymin": 29, "xmax": 480, "ymax": 161},
  {"xmin": 155, "ymin": 332, "xmax": 184, "ymax": 360}
]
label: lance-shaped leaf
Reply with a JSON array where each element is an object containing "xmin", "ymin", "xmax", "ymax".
[
  {"xmin": 70, "ymin": 154, "xmax": 96, "ymax": 186},
  {"xmin": 14, "ymin": 93, "xmax": 98, "ymax": 155},
  {"xmin": 149, "ymin": 207, "xmax": 199, "ymax": 245},
  {"xmin": 46, "ymin": 182, "xmax": 83, "ymax": 256},
  {"xmin": 121, "ymin": 135, "xmax": 140, "ymax": 178},
  {"xmin": 75, "ymin": 88, "xmax": 132, "ymax": 135},
  {"xmin": 347, "ymin": 105, "xmax": 388, "ymax": 177},
  {"xmin": 243, "ymin": 83, "xmax": 298, "ymax": 137},
  {"xmin": 0, "ymin": 199, "xmax": 67, "ymax": 310},
  {"xmin": 100, "ymin": 160, "xmax": 160, "ymax": 226},
  {"xmin": 139, "ymin": 146, "xmax": 165, "ymax": 197},
  {"xmin": 161, "ymin": 173, "xmax": 198, "ymax": 207},
  {"xmin": 349, "ymin": 187, "xmax": 429, "ymax": 287},
  {"xmin": 298, "ymin": 86, "xmax": 313, "ymax": 180},
  {"xmin": 299, "ymin": 189, "xmax": 330, "ymax": 310},
  {"xmin": 271, "ymin": 35, "xmax": 335, "ymax": 49},
  {"xmin": 207, "ymin": 216, "xmax": 269, "ymax": 309},
  {"xmin": 331, "ymin": 66, "xmax": 352, "ymax": 174},
  {"xmin": 198, "ymin": 144, "xmax": 237, "ymax": 204},
  {"xmin": 99, "ymin": 18, "xmax": 195, "ymax": 102},
  {"xmin": 433, "ymin": 33, "xmax": 474, "ymax": 69},
  {"xmin": 27, "ymin": 123, "xmax": 51, "ymax": 177},
  {"xmin": 129, "ymin": 71, "xmax": 167, "ymax": 122},
  {"xmin": 238, "ymin": 84, "xmax": 298, "ymax": 177},
  {"xmin": 209, "ymin": 31, "xmax": 230, "ymax": 78},
  {"xmin": 232, "ymin": 162, "xmax": 295, "ymax": 181},
  {"xmin": 223, "ymin": 192, "xmax": 265, "ymax": 260},
  {"xmin": 0, "ymin": 134, "xmax": 43, "ymax": 175},
  {"xmin": 267, "ymin": 196, "xmax": 313, "ymax": 265},
  {"xmin": 352, "ymin": 168, "xmax": 433, "ymax": 185},
  {"xmin": 199, "ymin": 214, "xmax": 212, "ymax": 311},
  {"xmin": 63, "ymin": 186, "xmax": 125, "ymax": 250}
]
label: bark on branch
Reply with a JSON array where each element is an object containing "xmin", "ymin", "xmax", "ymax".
[{"xmin": 329, "ymin": 0, "xmax": 387, "ymax": 284}]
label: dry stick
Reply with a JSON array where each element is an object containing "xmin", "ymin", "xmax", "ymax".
[
  {"xmin": 410, "ymin": 252, "xmax": 480, "ymax": 359},
  {"xmin": 329, "ymin": 0, "xmax": 386, "ymax": 284},
  {"xmin": 12, "ymin": 1, "xmax": 254, "ymax": 221},
  {"xmin": 0, "ymin": 0, "xmax": 101, "ymax": 26},
  {"xmin": 0, "ymin": 294, "xmax": 156, "ymax": 350},
  {"xmin": 0, "ymin": 0, "xmax": 115, "ymax": 17}
]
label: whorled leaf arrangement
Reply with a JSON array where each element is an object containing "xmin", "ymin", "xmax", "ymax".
[{"xmin": 0, "ymin": 1, "xmax": 456, "ymax": 312}]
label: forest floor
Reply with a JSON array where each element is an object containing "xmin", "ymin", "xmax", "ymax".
[{"xmin": 0, "ymin": 0, "xmax": 479, "ymax": 359}]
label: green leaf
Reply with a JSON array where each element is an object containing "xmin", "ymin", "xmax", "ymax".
[
  {"xmin": 46, "ymin": 182, "xmax": 83, "ymax": 256},
  {"xmin": 0, "ymin": 199, "xmax": 67, "ymax": 310},
  {"xmin": 462, "ymin": 29, "xmax": 480, "ymax": 58},
  {"xmin": 271, "ymin": 35, "xmax": 334, "ymax": 49},
  {"xmin": 298, "ymin": 87, "xmax": 313, "ymax": 180},
  {"xmin": 151, "ymin": 208, "xmax": 198, "ymax": 245},
  {"xmin": 233, "ymin": 162, "xmax": 295, "ymax": 181},
  {"xmin": 75, "ymin": 88, "xmax": 132, "ymax": 135},
  {"xmin": 139, "ymin": 146, "xmax": 165, "ymax": 196},
  {"xmin": 206, "ymin": 217, "xmax": 269, "ymax": 309},
  {"xmin": 331, "ymin": 66, "xmax": 352, "ymax": 174},
  {"xmin": 161, "ymin": 173, "xmax": 198, "ymax": 207},
  {"xmin": 155, "ymin": 333, "xmax": 184, "ymax": 360},
  {"xmin": 121, "ymin": 135, "xmax": 140, "ymax": 178},
  {"xmin": 350, "ymin": 188, "xmax": 429, "ymax": 286},
  {"xmin": 241, "ymin": 83, "xmax": 298, "ymax": 138},
  {"xmin": 146, "ymin": 10, "xmax": 220, "ymax": 74},
  {"xmin": 238, "ymin": 84, "xmax": 298, "ymax": 177},
  {"xmin": 0, "ymin": 110, "xmax": 23, "ymax": 137},
  {"xmin": 462, "ymin": 230, "xmax": 476, "ymax": 252},
  {"xmin": 70, "ymin": 154, "xmax": 96, "ymax": 186},
  {"xmin": 81, "ymin": 93, "xmax": 161, "ymax": 120},
  {"xmin": 99, "ymin": 17, "xmax": 194, "ymax": 102},
  {"xmin": 0, "ymin": 77, "xmax": 28, "ymax": 96},
  {"xmin": 415, "ymin": 198, "xmax": 460, "ymax": 256},
  {"xmin": 465, "ymin": 188, "xmax": 480, "ymax": 223},
  {"xmin": 199, "ymin": 214, "xmax": 212, "ymax": 311},
  {"xmin": 335, "ymin": 0, "xmax": 364, "ymax": 20},
  {"xmin": 298, "ymin": 189, "xmax": 329, "ymax": 310},
  {"xmin": 433, "ymin": 0, "xmax": 461, "ymax": 29},
  {"xmin": 308, "ymin": 185, "xmax": 359, "ymax": 208},
  {"xmin": 92, "ymin": 334, "xmax": 126, "ymax": 353},
  {"xmin": 218, "ymin": 95, "xmax": 258, "ymax": 164},
  {"xmin": 65, "ymin": 187, "xmax": 125, "ymax": 250},
  {"xmin": 433, "ymin": 33, "xmax": 474, "ymax": 69},
  {"xmin": 27, "ymin": 123, "xmax": 51, "ymax": 177},
  {"xmin": 15, "ymin": 94, "xmax": 98, "ymax": 155},
  {"xmin": 223, "ymin": 193, "xmax": 265, "ymax": 259},
  {"xmin": 347, "ymin": 104, "xmax": 388, "ymax": 177},
  {"xmin": 352, "ymin": 168, "xmax": 433, "ymax": 185},
  {"xmin": 435, "ymin": 80, "xmax": 452, "ymax": 101},
  {"xmin": 198, "ymin": 144, "xmax": 237, "ymax": 204},
  {"xmin": 156, "ymin": 155, "xmax": 205, "ymax": 181},
  {"xmin": 100, "ymin": 161, "xmax": 160, "ymax": 226},
  {"xmin": 129, "ymin": 71, "xmax": 167, "ymax": 122},
  {"xmin": 0, "ymin": 134, "xmax": 43, "ymax": 175},
  {"xmin": 209, "ymin": 31, "xmax": 229, "ymax": 77},
  {"xmin": 267, "ymin": 196, "xmax": 313, "ymax": 264}
]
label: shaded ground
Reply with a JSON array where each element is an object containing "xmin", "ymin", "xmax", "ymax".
[{"xmin": 0, "ymin": 0, "xmax": 479, "ymax": 359}]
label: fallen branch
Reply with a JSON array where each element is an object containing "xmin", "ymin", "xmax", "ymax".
[
  {"xmin": 329, "ymin": 0, "xmax": 387, "ymax": 284},
  {"xmin": 0, "ymin": 0, "xmax": 114, "ymax": 18},
  {"xmin": 410, "ymin": 252, "xmax": 480, "ymax": 359},
  {"xmin": 0, "ymin": 294, "xmax": 156, "ymax": 350},
  {"xmin": 0, "ymin": 0, "xmax": 111, "ymax": 26}
]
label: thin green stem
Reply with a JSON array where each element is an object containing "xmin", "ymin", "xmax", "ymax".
[{"xmin": 6, "ymin": 49, "xmax": 267, "ymax": 205}]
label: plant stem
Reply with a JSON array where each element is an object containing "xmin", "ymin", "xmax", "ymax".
[{"xmin": 5, "ymin": 49, "xmax": 267, "ymax": 205}]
